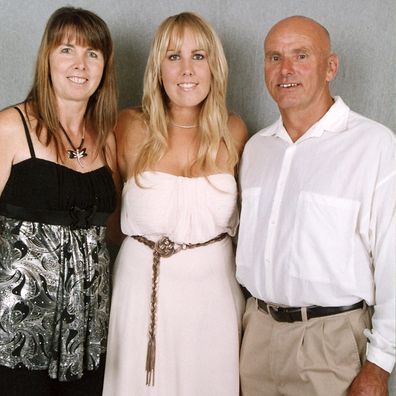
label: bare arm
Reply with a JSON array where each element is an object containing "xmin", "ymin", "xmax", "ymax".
[
  {"xmin": 0, "ymin": 107, "xmax": 27, "ymax": 196},
  {"xmin": 228, "ymin": 113, "xmax": 249, "ymax": 160},
  {"xmin": 105, "ymin": 108, "xmax": 148, "ymax": 246},
  {"xmin": 216, "ymin": 113, "xmax": 248, "ymax": 175},
  {"xmin": 105, "ymin": 131, "xmax": 124, "ymax": 247},
  {"xmin": 114, "ymin": 107, "xmax": 147, "ymax": 182},
  {"xmin": 228, "ymin": 114, "xmax": 249, "ymax": 182}
]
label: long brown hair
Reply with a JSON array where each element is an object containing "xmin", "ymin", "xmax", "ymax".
[
  {"xmin": 133, "ymin": 12, "xmax": 238, "ymax": 178},
  {"xmin": 26, "ymin": 6, "xmax": 117, "ymax": 158}
]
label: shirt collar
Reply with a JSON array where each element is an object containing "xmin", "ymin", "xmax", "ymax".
[{"xmin": 259, "ymin": 96, "xmax": 350, "ymax": 142}]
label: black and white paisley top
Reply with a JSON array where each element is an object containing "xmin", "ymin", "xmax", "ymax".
[{"xmin": 0, "ymin": 107, "xmax": 116, "ymax": 381}]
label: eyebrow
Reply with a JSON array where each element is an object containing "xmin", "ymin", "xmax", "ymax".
[
  {"xmin": 60, "ymin": 43, "xmax": 97, "ymax": 51},
  {"xmin": 265, "ymin": 50, "xmax": 280, "ymax": 56},
  {"xmin": 166, "ymin": 48, "xmax": 206, "ymax": 52},
  {"xmin": 265, "ymin": 47, "xmax": 311, "ymax": 56}
]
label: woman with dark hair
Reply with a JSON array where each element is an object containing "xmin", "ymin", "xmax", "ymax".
[
  {"xmin": 0, "ymin": 7, "xmax": 119, "ymax": 396},
  {"xmin": 103, "ymin": 11, "xmax": 247, "ymax": 396}
]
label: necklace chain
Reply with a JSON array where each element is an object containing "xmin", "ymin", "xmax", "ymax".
[
  {"xmin": 169, "ymin": 121, "xmax": 199, "ymax": 129},
  {"xmin": 59, "ymin": 123, "xmax": 88, "ymax": 167}
]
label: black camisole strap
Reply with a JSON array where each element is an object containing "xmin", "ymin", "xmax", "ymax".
[{"xmin": 14, "ymin": 106, "xmax": 36, "ymax": 159}]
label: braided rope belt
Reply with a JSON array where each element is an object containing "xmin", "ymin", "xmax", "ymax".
[{"xmin": 131, "ymin": 233, "xmax": 228, "ymax": 386}]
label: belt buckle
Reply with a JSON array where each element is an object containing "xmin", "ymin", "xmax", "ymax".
[
  {"xmin": 154, "ymin": 236, "xmax": 185, "ymax": 257},
  {"xmin": 266, "ymin": 302, "xmax": 280, "ymax": 319},
  {"xmin": 154, "ymin": 236, "xmax": 176, "ymax": 257},
  {"xmin": 266, "ymin": 302, "xmax": 299, "ymax": 323},
  {"xmin": 266, "ymin": 302, "xmax": 280, "ymax": 311}
]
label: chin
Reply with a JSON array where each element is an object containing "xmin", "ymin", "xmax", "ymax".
[
  {"xmin": 274, "ymin": 92, "xmax": 305, "ymax": 108},
  {"xmin": 171, "ymin": 98, "xmax": 206, "ymax": 109},
  {"xmin": 276, "ymin": 99, "xmax": 300, "ymax": 110}
]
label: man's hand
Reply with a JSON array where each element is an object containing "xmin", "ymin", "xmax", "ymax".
[{"xmin": 348, "ymin": 361, "xmax": 390, "ymax": 396}]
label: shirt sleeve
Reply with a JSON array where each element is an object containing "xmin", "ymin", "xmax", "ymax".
[{"xmin": 365, "ymin": 132, "xmax": 396, "ymax": 373}]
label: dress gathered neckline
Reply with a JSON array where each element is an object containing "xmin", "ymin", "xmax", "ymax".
[
  {"xmin": 125, "ymin": 170, "xmax": 235, "ymax": 183},
  {"xmin": 13, "ymin": 156, "xmax": 107, "ymax": 176}
]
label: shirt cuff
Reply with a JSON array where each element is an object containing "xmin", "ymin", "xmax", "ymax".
[{"xmin": 364, "ymin": 329, "xmax": 395, "ymax": 373}]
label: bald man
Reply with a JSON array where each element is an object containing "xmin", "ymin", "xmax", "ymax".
[{"xmin": 236, "ymin": 16, "xmax": 395, "ymax": 396}]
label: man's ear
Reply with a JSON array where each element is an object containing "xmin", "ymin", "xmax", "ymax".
[{"xmin": 326, "ymin": 53, "xmax": 339, "ymax": 82}]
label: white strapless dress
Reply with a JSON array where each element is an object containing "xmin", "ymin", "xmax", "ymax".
[{"xmin": 103, "ymin": 171, "xmax": 245, "ymax": 396}]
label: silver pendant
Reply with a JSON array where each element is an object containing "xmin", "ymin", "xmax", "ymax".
[{"xmin": 67, "ymin": 147, "xmax": 88, "ymax": 167}]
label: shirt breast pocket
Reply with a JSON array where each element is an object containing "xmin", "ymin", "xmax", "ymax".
[{"xmin": 290, "ymin": 191, "xmax": 360, "ymax": 285}]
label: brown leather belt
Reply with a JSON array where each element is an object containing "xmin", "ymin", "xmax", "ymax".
[{"xmin": 256, "ymin": 299, "xmax": 364, "ymax": 323}]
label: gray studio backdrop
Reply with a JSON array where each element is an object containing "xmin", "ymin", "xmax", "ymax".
[
  {"xmin": 1, "ymin": 0, "xmax": 395, "ymax": 133},
  {"xmin": 0, "ymin": 0, "xmax": 395, "ymax": 392}
]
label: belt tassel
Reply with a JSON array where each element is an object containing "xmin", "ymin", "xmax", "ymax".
[{"xmin": 145, "ymin": 336, "xmax": 156, "ymax": 386}]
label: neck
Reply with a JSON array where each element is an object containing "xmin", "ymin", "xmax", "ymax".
[
  {"xmin": 280, "ymin": 95, "xmax": 334, "ymax": 142},
  {"xmin": 57, "ymin": 99, "xmax": 87, "ymax": 136},
  {"xmin": 168, "ymin": 105, "xmax": 200, "ymax": 130}
]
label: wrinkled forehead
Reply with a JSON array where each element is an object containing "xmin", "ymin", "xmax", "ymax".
[
  {"xmin": 265, "ymin": 31, "xmax": 317, "ymax": 51},
  {"xmin": 265, "ymin": 19, "xmax": 330, "ymax": 53}
]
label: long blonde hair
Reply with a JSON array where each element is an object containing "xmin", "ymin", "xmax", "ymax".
[
  {"xmin": 26, "ymin": 6, "xmax": 117, "ymax": 159},
  {"xmin": 134, "ymin": 11, "xmax": 238, "ymax": 177}
]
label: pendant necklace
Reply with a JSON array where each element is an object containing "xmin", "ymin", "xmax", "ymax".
[
  {"xmin": 60, "ymin": 123, "xmax": 88, "ymax": 168},
  {"xmin": 169, "ymin": 121, "xmax": 199, "ymax": 129}
]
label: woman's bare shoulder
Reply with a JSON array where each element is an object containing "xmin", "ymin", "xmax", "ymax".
[
  {"xmin": 0, "ymin": 105, "xmax": 31, "ymax": 150},
  {"xmin": 117, "ymin": 106, "xmax": 145, "ymax": 133},
  {"xmin": 0, "ymin": 105, "xmax": 24, "ymax": 131},
  {"xmin": 228, "ymin": 113, "xmax": 248, "ymax": 154},
  {"xmin": 115, "ymin": 107, "xmax": 148, "ymax": 180},
  {"xmin": 0, "ymin": 104, "xmax": 31, "ymax": 193}
]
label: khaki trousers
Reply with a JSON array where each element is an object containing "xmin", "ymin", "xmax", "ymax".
[{"xmin": 240, "ymin": 297, "xmax": 371, "ymax": 396}]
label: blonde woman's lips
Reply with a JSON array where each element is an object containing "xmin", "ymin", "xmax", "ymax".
[{"xmin": 177, "ymin": 82, "xmax": 198, "ymax": 90}]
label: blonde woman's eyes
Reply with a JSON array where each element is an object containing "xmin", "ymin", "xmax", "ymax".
[
  {"xmin": 168, "ymin": 54, "xmax": 180, "ymax": 61},
  {"xmin": 167, "ymin": 53, "xmax": 206, "ymax": 61},
  {"xmin": 193, "ymin": 53, "xmax": 205, "ymax": 60}
]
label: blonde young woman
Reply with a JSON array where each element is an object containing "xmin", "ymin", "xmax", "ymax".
[
  {"xmin": 0, "ymin": 7, "xmax": 119, "ymax": 396},
  {"xmin": 103, "ymin": 11, "xmax": 248, "ymax": 396}
]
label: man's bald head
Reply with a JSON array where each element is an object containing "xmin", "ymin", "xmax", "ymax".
[{"xmin": 265, "ymin": 16, "xmax": 332, "ymax": 56}]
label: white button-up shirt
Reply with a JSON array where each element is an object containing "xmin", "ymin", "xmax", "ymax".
[{"xmin": 236, "ymin": 96, "xmax": 396, "ymax": 372}]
